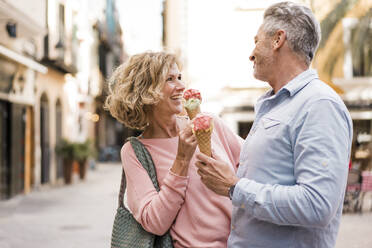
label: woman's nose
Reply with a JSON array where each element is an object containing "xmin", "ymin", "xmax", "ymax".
[{"xmin": 176, "ymin": 79, "xmax": 185, "ymax": 90}]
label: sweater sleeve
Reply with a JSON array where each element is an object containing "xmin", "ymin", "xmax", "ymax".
[
  {"xmin": 214, "ymin": 115, "xmax": 244, "ymax": 170},
  {"xmin": 121, "ymin": 142, "xmax": 189, "ymax": 235}
]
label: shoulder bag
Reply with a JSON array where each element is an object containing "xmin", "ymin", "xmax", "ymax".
[{"xmin": 111, "ymin": 137, "xmax": 174, "ymax": 248}]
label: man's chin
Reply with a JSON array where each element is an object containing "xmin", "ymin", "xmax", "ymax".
[{"xmin": 253, "ymin": 71, "xmax": 263, "ymax": 81}]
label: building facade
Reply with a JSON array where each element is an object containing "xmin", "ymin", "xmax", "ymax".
[
  {"xmin": 312, "ymin": 0, "xmax": 372, "ymax": 170},
  {"xmin": 0, "ymin": 0, "xmax": 107, "ymax": 199},
  {"xmin": 0, "ymin": 0, "xmax": 47, "ymax": 199},
  {"xmin": 94, "ymin": 0, "xmax": 140, "ymax": 162}
]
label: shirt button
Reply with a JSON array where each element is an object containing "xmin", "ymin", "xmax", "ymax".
[
  {"xmin": 322, "ymin": 161, "xmax": 328, "ymax": 167},
  {"xmin": 241, "ymin": 203, "xmax": 245, "ymax": 209}
]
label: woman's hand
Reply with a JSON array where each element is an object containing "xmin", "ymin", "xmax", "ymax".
[
  {"xmin": 170, "ymin": 123, "xmax": 197, "ymax": 176},
  {"xmin": 176, "ymin": 124, "xmax": 197, "ymax": 163}
]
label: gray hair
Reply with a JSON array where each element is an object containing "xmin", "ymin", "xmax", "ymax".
[{"xmin": 262, "ymin": 1, "xmax": 321, "ymax": 65}]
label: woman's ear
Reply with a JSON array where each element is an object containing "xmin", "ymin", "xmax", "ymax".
[{"xmin": 273, "ymin": 29, "xmax": 286, "ymax": 50}]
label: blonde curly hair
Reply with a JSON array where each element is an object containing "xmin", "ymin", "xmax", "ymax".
[{"xmin": 104, "ymin": 51, "xmax": 180, "ymax": 130}]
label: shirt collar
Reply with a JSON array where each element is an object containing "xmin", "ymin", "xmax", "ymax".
[
  {"xmin": 281, "ymin": 69, "xmax": 319, "ymax": 97},
  {"xmin": 257, "ymin": 69, "xmax": 319, "ymax": 104}
]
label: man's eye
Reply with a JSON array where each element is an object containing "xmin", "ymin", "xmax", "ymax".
[{"xmin": 167, "ymin": 77, "xmax": 173, "ymax": 81}]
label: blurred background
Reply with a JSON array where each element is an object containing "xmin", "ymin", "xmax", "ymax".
[{"xmin": 0, "ymin": 0, "xmax": 371, "ymax": 247}]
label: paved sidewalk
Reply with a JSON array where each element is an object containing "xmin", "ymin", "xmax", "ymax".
[
  {"xmin": 1, "ymin": 162, "xmax": 371, "ymax": 248},
  {"xmin": 0, "ymin": 163, "xmax": 122, "ymax": 248},
  {"xmin": 336, "ymin": 209, "xmax": 372, "ymax": 248}
]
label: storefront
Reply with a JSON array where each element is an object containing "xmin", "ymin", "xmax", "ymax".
[
  {"xmin": 219, "ymin": 87, "xmax": 268, "ymax": 139},
  {"xmin": 345, "ymin": 105, "xmax": 372, "ymax": 171},
  {"xmin": 335, "ymin": 77, "xmax": 372, "ymax": 171},
  {"xmin": 0, "ymin": 46, "xmax": 47, "ymax": 199}
]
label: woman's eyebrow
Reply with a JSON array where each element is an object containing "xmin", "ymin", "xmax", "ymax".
[{"xmin": 167, "ymin": 72, "xmax": 181, "ymax": 77}]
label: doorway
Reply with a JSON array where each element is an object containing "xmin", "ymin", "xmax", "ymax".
[
  {"xmin": 55, "ymin": 99, "xmax": 63, "ymax": 179},
  {"xmin": 0, "ymin": 101, "xmax": 10, "ymax": 199},
  {"xmin": 40, "ymin": 93, "xmax": 50, "ymax": 184}
]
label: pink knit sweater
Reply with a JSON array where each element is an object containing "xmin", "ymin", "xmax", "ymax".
[{"xmin": 121, "ymin": 116, "xmax": 243, "ymax": 248}]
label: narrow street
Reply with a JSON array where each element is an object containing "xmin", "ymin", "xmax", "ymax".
[
  {"xmin": 336, "ymin": 210, "xmax": 372, "ymax": 248},
  {"xmin": 0, "ymin": 163, "xmax": 122, "ymax": 248},
  {"xmin": 0, "ymin": 163, "xmax": 372, "ymax": 248}
]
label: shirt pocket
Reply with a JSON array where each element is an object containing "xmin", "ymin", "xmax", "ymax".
[
  {"xmin": 262, "ymin": 118, "xmax": 281, "ymax": 129},
  {"xmin": 261, "ymin": 117, "xmax": 281, "ymax": 136}
]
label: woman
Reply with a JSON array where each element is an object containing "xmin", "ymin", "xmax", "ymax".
[{"xmin": 105, "ymin": 51, "xmax": 243, "ymax": 248}]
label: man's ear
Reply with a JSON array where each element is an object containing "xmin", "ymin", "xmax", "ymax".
[{"xmin": 272, "ymin": 29, "xmax": 286, "ymax": 50}]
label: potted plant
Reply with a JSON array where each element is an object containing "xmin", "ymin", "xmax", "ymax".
[
  {"xmin": 55, "ymin": 139, "xmax": 75, "ymax": 184},
  {"xmin": 74, "ymin": 139, "xmax": 96, "ymax": 180}
]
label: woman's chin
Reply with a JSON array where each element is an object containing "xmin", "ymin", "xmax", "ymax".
[
  {"xmin": 174, "ymin": 109, "xmax": 183, "ymax": 115},
  {"xmin": 172, "ymin": 107, "xmax": 183, "ymax": 115}
]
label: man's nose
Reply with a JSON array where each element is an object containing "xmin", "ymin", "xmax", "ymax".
[{"xmin": 249, "ymin": 55, "xmax": 255, "ymax": 61}]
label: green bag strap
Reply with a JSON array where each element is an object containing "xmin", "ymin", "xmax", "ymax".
[
  {"xmin": 118, "ymin": 136, "xmax": 161, "ymax": 208},
  {"xmin": 128, "ymin": 137, "xmax": 161, "ymax": 191}
]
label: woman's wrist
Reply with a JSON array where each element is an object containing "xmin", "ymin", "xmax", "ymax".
[
  {"xmin": 175, "ymin": 155, "xmax": 191, "ymax": 165},
  {"xmin": 171, "ymin": 158, "xmax": 190, "ymax": 176}
]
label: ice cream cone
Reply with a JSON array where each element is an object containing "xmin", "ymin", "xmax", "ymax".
[
  {"xmin": 192, "ymin": 114, "xmax": 213, "ymax": 157},
  {"xmin": 194, "ymin": 127, "xmax": 213, "ymax": 156},
  {"xmin": 183, "ymin": 89, "xmax": 202, "ymax": 120},
  {"xmin": 186, "ymin": 105, "xmax": 200, "ymax": 120}
]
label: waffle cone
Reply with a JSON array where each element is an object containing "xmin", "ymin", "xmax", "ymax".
[
  {"xmin": 195, "ymin": 127, "xmax": 213, "ymax": 157},
  {"xmin": 185, "ymin": 106, "xmax": 200, "ymax": 120}
]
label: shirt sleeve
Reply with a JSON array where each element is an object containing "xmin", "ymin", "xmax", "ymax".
[
  {"xmin": 232, "ymin": 99, "xmax": 352, "ymax": 228},
  {"xmin": 121, "ymin": 142, "xmax": 189, "ymax": 235}
]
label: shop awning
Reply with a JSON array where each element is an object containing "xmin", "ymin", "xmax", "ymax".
[
  {"xmin": 334, "ymin": 77, "xmax": 372, "ymax": 102},
  {"xmin": 0, "ymin": 45, "xmax": 47, "ymax": 74},
  {"xmin": 333, "ymin": 77, "xmax": 372, "ymax": 120}
]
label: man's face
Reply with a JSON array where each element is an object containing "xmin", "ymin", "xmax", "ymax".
[{"xmin": 249, "ymin": 26, "xmax": 274, "ymax": 82}]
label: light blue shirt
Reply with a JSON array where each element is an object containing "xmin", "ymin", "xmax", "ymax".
[{"xmin": 228, "ymin": 69, "xmax": 353, "ymax": 248}]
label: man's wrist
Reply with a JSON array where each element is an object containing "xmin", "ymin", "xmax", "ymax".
[
  {"xmin": 228, "ymin": 178, "xmax": 239, "ymax": 200},
  {"xmin": 228, "ymin": 184, "xmax": 236, "ymax": 200}
]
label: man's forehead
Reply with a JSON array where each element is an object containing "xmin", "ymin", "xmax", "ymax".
[{"xmin": 257, "ymin": 26, "xmax": 265, "ymax": 35}]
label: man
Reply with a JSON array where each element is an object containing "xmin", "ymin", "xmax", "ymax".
[{"xmin": 195, "ymin": 1, "xmax": 353, "ymax": 248}]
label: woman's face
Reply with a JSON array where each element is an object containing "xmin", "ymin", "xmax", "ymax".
[{"xmin": 153, "ymin": 63, "xmax": 185, "ymax": 116}]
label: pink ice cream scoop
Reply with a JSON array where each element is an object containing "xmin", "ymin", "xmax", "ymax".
[
  {"xmin": 192, "ymin": 114, "xmax": 213, "ymax": 131},
  {"xmin": 183, "ymin": 89, "xmax": 202, "ymax": 101}
]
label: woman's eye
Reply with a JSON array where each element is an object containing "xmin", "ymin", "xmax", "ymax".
[
  {"xmin": 167, "ymin": 77, "xmax": 173, "ymax": 81},
  {"xmin": 178, "ymin": 75, "xmax": 182, "ymax": 80}
]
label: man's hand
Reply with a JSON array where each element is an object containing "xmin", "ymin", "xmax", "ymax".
[{"xmin": 195, "ymin": 151, "xmax": 239, "ymax": 197}]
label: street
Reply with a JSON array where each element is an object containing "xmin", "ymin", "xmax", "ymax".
[
  {"xmin": 336, "ymin": 210, "xmax": 372, "ymax": 248},
  {"xmin": 0, "ymin": 163, "xmax": 122, "ymax": 248},
  {"xmin": 0, "ymin": 163, "xmax": 372, "ymax": 248}
]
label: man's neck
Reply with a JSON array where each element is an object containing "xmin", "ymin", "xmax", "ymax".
[{"xmin": 269, "ymin": 56, "xmax": 309, "ymax": 94}]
